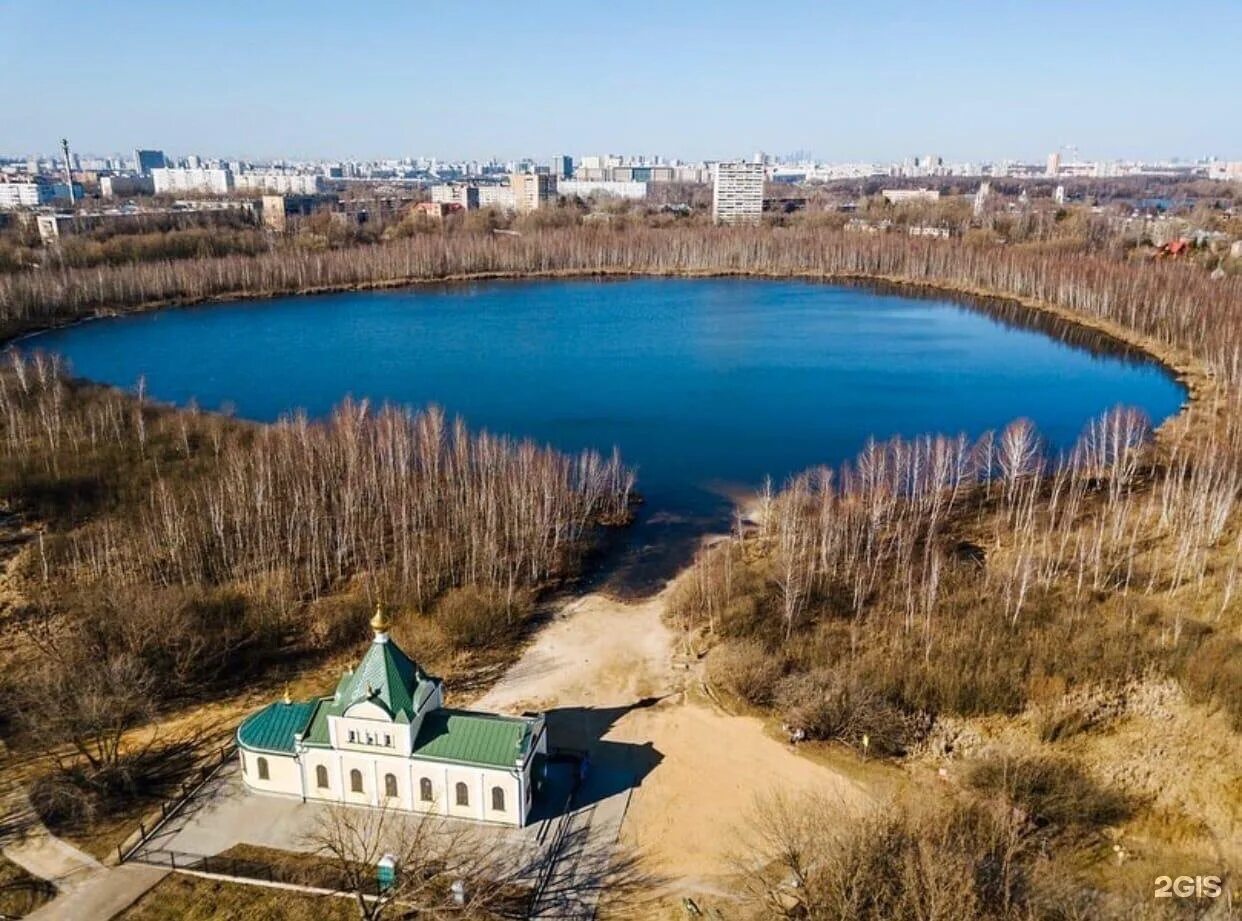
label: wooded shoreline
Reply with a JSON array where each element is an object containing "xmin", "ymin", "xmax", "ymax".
[{"xmin": 4, "ymin": 264, "xmax": 1203, "ymax": 442}]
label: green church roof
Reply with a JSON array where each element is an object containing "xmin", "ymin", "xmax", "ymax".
[
  {"xmin": 236, "ymin": 615, "xmax": 543, "ymax": 770},
  {"xmin": 336, "ymin": 634, "xmax": 438, "ymax": 722},
  {"xmin": 236, "ymin": 699, "xmax": 319, "ymax": 754},
  {"xmin": 412, "ymin": 709, "xmax": 539, "ymax": 769}
]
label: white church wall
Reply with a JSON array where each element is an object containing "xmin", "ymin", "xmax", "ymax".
[
  {"xmin": 240, "ymin": 750, "xmax": 302, "ymax": 797},
  {"xmin": 328, "ymin": 708, "xmax": 412, "ymax": 755}
]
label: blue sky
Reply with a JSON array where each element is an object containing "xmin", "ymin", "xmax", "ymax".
[{"xmin": 5, "ymin": 0, "xmax": 1239, "ymax": 162}]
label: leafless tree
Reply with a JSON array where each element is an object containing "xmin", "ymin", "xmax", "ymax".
[{"xmin": 301, "ymin": 803, "xmax": 526, "ymax": 920}]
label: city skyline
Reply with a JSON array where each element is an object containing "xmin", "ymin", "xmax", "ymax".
[{"xmin": 6, "ymin": 0, "xmax": 1241, "ymax": 163}]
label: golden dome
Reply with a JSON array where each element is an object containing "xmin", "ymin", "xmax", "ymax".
[{"xmin": 370, "ymin": 602, "xmax": 390, "ymax": 634}]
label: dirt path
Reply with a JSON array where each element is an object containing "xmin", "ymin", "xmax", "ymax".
[{"xmin": 472, "ymin": 587, "xmax": 872, "ymax": 888}]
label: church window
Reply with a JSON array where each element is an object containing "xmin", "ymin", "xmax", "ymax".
[
  {"xmin": 350, "ymin": 769, "xmax": 364, "ymax": 793},
  {"xmin": 491, "ymin": 787, "xmax": 505, "ymax": 811},
  {"xmin": 420, "ymin": 777, "xmax": 433, "ymax": 802},
  {"xmin": 385, "ymin": 774, "xmax": 398, "ymax": 798},
  {"xmin": 316, "ymin": 765, "xmax": 329, "ymax": 788},
  {"xmin": 256, "ymin": 757, "xmax": 269, "ymax": 781},
  {"xmin": 455, "ymin": 782, "xmax": 469, "ymax": 806}
]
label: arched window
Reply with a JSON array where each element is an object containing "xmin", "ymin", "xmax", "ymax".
[
  {"xmin": 350, "ymin": 769, "xmax": 364, "ymax": 793},
  {"xmin": 419, "ymin": 778, "xmax": 433, "ymax": 802},
  {"xmin": 455, "ymin": 782, "xmax": 469, "ymax": 806},
  {"xmin": 315, "ymin": 765, "xmax": 329, "ymax": 789},
  {"xmin": 491, "ymin": 786, "xmax": 505, "ymax": 812},
  {"xmin": 256, "ymin": 757, "xmax": 269, "ymax": 781},
  {"xmin": 384, "ymin": 773, "xmax": 398, "ymax": 798}
]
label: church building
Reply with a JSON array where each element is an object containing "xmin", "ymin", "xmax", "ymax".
[{"xmin": 236, "ymin": 605, "xmax": 547, "ymax": 827}]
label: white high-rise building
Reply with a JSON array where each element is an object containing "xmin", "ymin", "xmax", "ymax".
[
  {"xmin": 234, "ymin": 172, "xmax": 324, "ymax": 195},
  {"xmin": 151, "ymin": 167, "xmax": 234, "ymax": 195},
  {"xmin": 712, "ymin": 161, "xmax": 764, "ymax": 224}
]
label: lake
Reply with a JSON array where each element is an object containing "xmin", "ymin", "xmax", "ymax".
[{"xmin": 22, "ymin": 277, "xmax": 1186, "ymax": 590}]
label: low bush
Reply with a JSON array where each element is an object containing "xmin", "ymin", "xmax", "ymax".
[
  {"xmin": 966, "ymin": 751, "xmax": 1131, "ymax": 832},
  {"xmin": 705, "ymin": 638, "xmax": 784, "ymax": 706},
  {"xmin": 1177, "ymin": 631, "xmax": 1242, "ymax": 731},
  {"xmin": 773, "ymin": 669, "xmax": 927, "ymax": 756},
  {"xmin": 741, "ymin": 795, "xmax": 1093, "ymax": 920},
  {"xmin": 434, "ymin": 585, "xmax": 529, "ymax": 650}
]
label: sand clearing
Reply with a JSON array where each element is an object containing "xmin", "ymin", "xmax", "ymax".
[{"xmin": 473, "ymin": 587, "xmax": 870, "ymax": 884}]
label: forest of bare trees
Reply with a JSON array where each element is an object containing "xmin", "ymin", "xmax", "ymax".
[
  {"xmin": 0, "ymin": 350, "xmax": 632, "ymax": 830},
  {"xmin": 2, "ymin": 222, "xmax": 1241, "ymax": 911}
]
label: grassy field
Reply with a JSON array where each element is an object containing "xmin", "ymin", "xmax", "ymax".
[{"xmin": 119, "ymin": 873, "xmax": 355, "ymax": 921}]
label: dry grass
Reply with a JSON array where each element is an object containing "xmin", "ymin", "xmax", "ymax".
[
  {"xmin": 0, "ymin": 853, "xmax": 55, "ymax": 918},
  {"xmin": 119, "ymin": 872, "xmax": 355, "ymax": 921}
]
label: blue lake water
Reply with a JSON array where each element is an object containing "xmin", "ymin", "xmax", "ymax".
[{"xmin": 22, "ymin": 277, "xmax": 1186, "ymax": 588}]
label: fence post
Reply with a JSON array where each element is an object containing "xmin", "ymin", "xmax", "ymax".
[{"xmin": 170, "ymin": 852, "xmax": 176, "ymax": 871}]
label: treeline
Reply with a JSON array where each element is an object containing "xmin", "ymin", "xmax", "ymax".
[
  {"xmin": 0, "ymin": 351, "xmax": 632, "ymax": 823},
  {"xmin": 4, "ymin": 226, "xmax": 1240, "ymax": 387},
  {"xmin": 1, "ymin": 353, "xmax": 632, "ymax": 612},
  {"xmin": 676, "ymin": 408, "xmax": 1240, "ymax": 751},
  {"xmin": 53, "ymin": 227, "xmax": 271, "ymax": 269}
]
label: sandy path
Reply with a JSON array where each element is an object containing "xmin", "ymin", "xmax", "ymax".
[{"xmin": 473, "ymin": 588, "xmax": 870, "ymax": 884}]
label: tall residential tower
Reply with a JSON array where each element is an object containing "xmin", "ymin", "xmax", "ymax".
[{"xmin": 712, "ymin": 161, "xmax": 764, "ymax": 224}]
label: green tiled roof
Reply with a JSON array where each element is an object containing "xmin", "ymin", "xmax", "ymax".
[
  {"xmin": 295, "ymin": 635, "xmax": 441, "ymax": 749},
  {"xmin": 412, "ymin": 709, "xmax": 537, "ymax": 769},
  {"xmin": 336, "ymin": 637, "xmax": 437, "ymax": 722},
  {"xmin": 236, "ymin": 700, "xmax": 318, "ymax": 754},
  {"xmin": 237, "ymin": 633, "xmax": 542, "ymax": 770},
  {"xmin": 302, "ymin": 699, "xmax": 332, "ymax": 747}
]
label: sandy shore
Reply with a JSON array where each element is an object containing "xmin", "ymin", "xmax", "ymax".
[{"xmin": 472, "ymin": 586, "xmax": 872, "ymax": 889}]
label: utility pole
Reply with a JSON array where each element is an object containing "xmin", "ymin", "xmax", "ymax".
[{"xmin": 60, "ymin": 137, "xmax": 77, "ymax": 206}]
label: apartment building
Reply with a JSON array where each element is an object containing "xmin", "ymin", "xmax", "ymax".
[{"xmin": 711, "ymin": 161, "xmax": 764, "ymax": 224}]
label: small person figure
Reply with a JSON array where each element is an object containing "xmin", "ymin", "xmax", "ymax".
[{"xmin": 861, "ymin": 734, "xmax": 870, "ymax": 760}]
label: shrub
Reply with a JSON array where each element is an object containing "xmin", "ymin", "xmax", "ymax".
[
  {"xmin": 1178, "ymin": 631, "xmax": 1242, "ymax": 731},
  {"xmin": 966, "ymin": 751, "xmax": 1131, "ymax": 832},
  {"xmin": 773, "ymin": 669, "xmax": 927, "ymax": 756},
  {"xmin": 28, "ymin": 772, "xmax": 99, "ymax": 831},
  {"xmin": 705, "ymin": 639, "xmax": 784, "ymax": 706},
  {"xmin": 434, "ymin": 585, "xmax": 527, "ymax": 650},
  {"xmin": 742, "ymin": 795, "xmax": 1053, "ymax": 920}
]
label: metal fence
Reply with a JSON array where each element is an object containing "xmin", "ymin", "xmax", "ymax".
[{"xmin": 117, "ymin": 742, "xmax": 236, "ymax": 864}]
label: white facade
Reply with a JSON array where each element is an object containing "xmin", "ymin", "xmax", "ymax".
[
  {"xmin": 151, "ymin": 167, "xmax": 234, "ymax": 195},
  {"xmin": 237, "ymin": 609, "xmax": 547, "ymax": 827},
  {"xmin": 430, "ymin": 183, "xmax": 480, "ymax": 209},
  {"xmin": 712, "ymin": 161, "xmax": 764, "ymax": 224},
  {"xmin": 477, "ymin": 186, "xmax": 517, "ymax": 211},
  {"xmin": 1210, "ymin": 161, "xmax": 1242, "ymax": 182},
  {"xmin": 235, "ymin": 172, "xmax": 325, "ymax": 195},
  {"xmin": 881, "ymin": 188, "xmax": 941, "ymax": 204},
  {"xmin": 0, "ymin": 181, "xmax": 71, "ymax": 209},
  {"xmin": 558, "ymin": 179, "xmax": 648, "ymax": 200}
]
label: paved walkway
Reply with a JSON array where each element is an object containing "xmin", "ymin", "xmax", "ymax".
[
  {"xmin": 530, "ymin": 765, "xmax": 633, "ymax": 920},
  {"xmin": 3, "ymin": 830, "xmax": 103, "ymax": 889},
  {"xmin": 21, "ymin": 864, "xmax": 168, "ymax": 921},
  {"xmin": 1, "ymin": 788, "xmax": 167, "ymax": 921}
]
